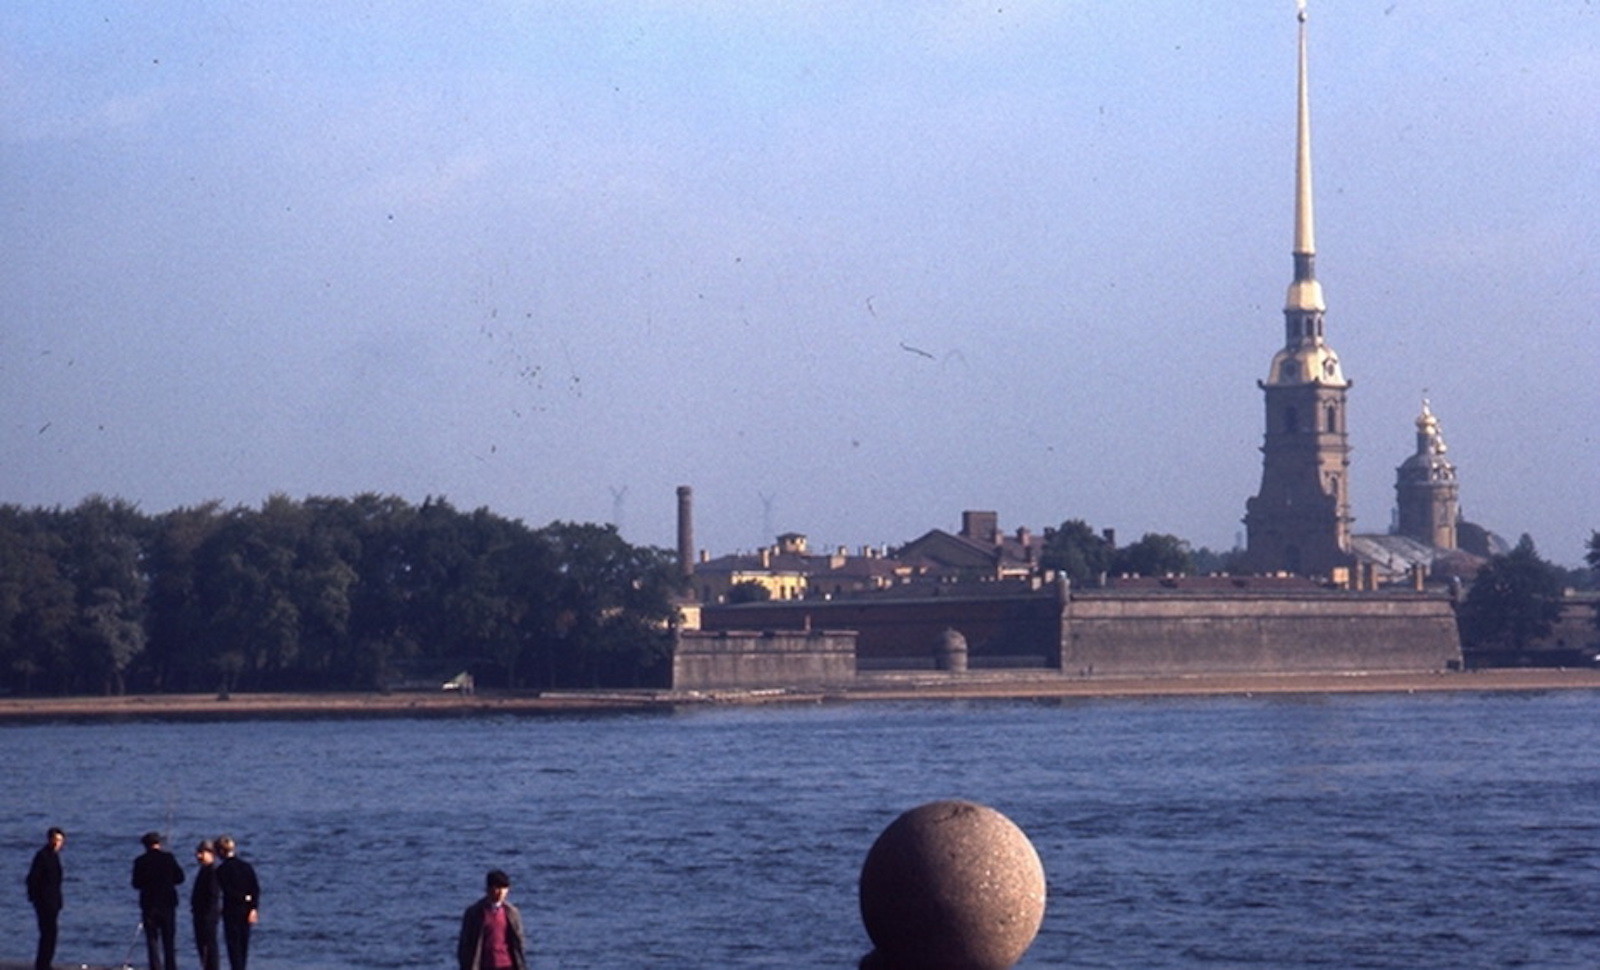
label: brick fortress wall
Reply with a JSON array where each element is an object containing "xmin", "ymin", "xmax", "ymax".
[
  {"xmin": 1063, "ymin": 590, "xmax": 1462, "ymax": 677},
  {"xmin": 684, "ymin": 585, "xmax": 1464, "ymax": 690}
]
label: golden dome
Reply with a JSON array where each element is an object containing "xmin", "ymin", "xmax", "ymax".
[
  {"xmin": 1267, "ymin": 343, "xmax": 1346, "ymax": 387},
  {"xmin": 1415, "ymin": 399, "xmax": 1448, "ymax": 453}
]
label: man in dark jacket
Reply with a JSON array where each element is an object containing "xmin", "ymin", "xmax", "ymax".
[
  {"xmin": 191, "ymin": 840, "xmax": 223, "ymax": 970},
  {"xmin": 26, "ymin": 827, "xmax": 65, "ymax": 970},
  {"xmin": 131, "ymin": 831, "xmax": 185, "ymax": 970},
  {"xmin": 457, "ymin": 869, "xmax": 529, "ymax": 970},
  {"xmin": 214, "ymin": 835, "xmax": 260, "ymax": 970}
]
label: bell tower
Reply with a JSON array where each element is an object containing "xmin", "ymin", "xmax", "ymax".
[
  {"xmin": 1242, "ymin": 1, "xmax": 1354, "ymax": 577},
  {"xmin": 1394, "ymin": 400, "xmax": 1459, "ymax": 549}
]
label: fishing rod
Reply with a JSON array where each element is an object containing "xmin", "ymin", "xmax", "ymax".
[{"xmin": 118, "ymin": 917, "xmax": 144, "ymax": 970}]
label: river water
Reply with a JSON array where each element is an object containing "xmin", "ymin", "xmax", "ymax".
[{"xmin": 3, "ymin": 690, "xmax": 1599, "ymax": 969}]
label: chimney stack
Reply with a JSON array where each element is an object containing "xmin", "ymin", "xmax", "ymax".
[
  {"xmin": 676, "ymin": 486, "xmax": 694, "ymax": 578},
  {"xmin": 961, "ymin": 511, "xmax": 1000, "ymax": 545}
]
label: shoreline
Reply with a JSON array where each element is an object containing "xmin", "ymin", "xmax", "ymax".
[{"xmin": 2, "ymin": 668, "xmax": 1599, "ymax": 721}]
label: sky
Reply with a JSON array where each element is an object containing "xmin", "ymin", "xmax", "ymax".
[{"xmin": 3, "ymin": 1, "xmax": 1596, "ymax": 565}]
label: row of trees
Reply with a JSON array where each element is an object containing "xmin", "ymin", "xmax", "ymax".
[
  {"xmin": 0, "ymin": 495, "xmax": 685, "ymax": 696},
  {"xmin": 1037, "ymin": 520, "xmax": 1208, "ymax": 583}
]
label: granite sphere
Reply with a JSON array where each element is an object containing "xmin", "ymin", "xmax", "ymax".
[{"xmin": 858, "ymin": 800, "xmax": 1046, "ymax": 970}]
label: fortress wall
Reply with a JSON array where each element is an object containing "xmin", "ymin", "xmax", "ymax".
[
  {"xmin": 690, "ymin": 589, "xmax": 1463, "ymax": 686},
  {"xmin": 1540, "ymin": 597, "xmax": 1600, "ymax": 653},
  {"xmin": 699, "ymin": 596, "xmax": 1063, "ymax": 669},
  {"xmin": 1063, "ymin": 591, "xmax": 1462, "ymax": 677},
  {"xmin": 672, "ymin": 629, "xmax": 857, "ymax": 690}
]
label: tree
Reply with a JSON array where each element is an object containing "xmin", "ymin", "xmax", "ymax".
[
  {"xmin": 1111, "ymin": 533, "xmax": 1194, "ymax": 578},
  {"xmin": 192, "ymin": 498, "xmax": 310, "ymax": 692},
  {"xmin": 532, "ymin": 522, "xmax": 684, "ymax": 688},
  {"xmin": 53, "ymin": 497, "xmax": 150, "ymax": 695},
  {"xmin": 1458, "ymin": 534, "xmax": 1565, "ymax": 653},
  {"xmin": 322, "ymin": 493, "xmax": 424, "ymax": 689},
  {"xmin": 727, "ymin": 580, "xmax": 772, "ymax": 604},
  {"xmin": 1190, "ymin": 546, "xmax": 1244, "ymax": 576},
  {"xmin": 143, "ymin": 502, "xmax": 225, "ymax": 691},
  {"xmin": 0, "ymin": 507, "xmax": 75, "ymax": 694},
  {"xmin": 441, "ymin": 506, "xmax": 542, "ymax": 689},
  {"xmin": 1039, "ymin": 520, "xmax": 1112, "ymax": 586}
]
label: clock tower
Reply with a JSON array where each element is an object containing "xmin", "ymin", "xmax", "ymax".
[{"xmin": 1242, "ymin": 2, "xmax": 1354, "ymax": 577}]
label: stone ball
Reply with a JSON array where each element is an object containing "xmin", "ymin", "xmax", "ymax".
[{"xmin": 858, "ymin": 800, "xmax": 1046, "ymax": 970}]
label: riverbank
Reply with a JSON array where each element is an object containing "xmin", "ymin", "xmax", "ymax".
[{"xmin": 2, "ymin": 668, "xmax": 1599, "ymax": 722}]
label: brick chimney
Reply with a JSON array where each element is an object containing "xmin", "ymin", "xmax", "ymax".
[
  {"xmin": 961, "ymin": 511, "xmax": 1000, "ymax": 545},
  {"xmin": 676, "ymin": 486, "xmax": 694, "ymax": 578}
]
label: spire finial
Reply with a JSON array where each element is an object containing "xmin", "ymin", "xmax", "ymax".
[
  {"xmin": 1293, "ymin": 0, "xmax": 1314, "ymax": 258},
  {"xmin": 1283, "ymin": 0, "xmax": 1324, "ymax": 315}
]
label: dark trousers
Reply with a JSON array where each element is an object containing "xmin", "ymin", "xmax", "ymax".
[
  {"xmin": 34, "ymin": 907, "xmax": 58, "ymax": 970},
  {"xmin": 143, "ymin": 907, "xmax": 179, "ymax": 970},
  {"xmin": 222, "ymin": 912, "xmax": 251, "ymax": 970},
  {"xmin": 193, "ymin": 913, "xmax": 221, "ymax": 970}
]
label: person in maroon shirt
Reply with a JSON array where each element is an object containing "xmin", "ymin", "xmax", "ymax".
[{"xmin": 457, "ymin": 869, "xmax": 528, "ymax": 970}]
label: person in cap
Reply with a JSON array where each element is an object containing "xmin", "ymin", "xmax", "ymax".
[
  {"xmin": 191, "ymin": 840, "xmax": 223, "ymax": 970},
  {"xmin": 131, "ymin": 830, "xmax": 185, "ymax": 970},
  {"xmin": 457, "ymin": 869, "xmax": 529, "ymax": 970}
]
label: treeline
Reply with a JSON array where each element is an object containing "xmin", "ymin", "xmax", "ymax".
[
  {"xmin": 1038, "ymin": 519, "xmax": 1215, "ymax": 583},
  {"xmin": 0, "ymin": 494, "xmax": 685, "ymax": 697}
]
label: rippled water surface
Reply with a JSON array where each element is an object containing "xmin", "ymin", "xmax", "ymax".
[{"xmin": 4, "ymin": 690, "xmax": 1600, "ymax": 968}]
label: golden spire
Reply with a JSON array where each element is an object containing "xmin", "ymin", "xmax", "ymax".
[
  {"xmin": 1293, "ymin": 0, "xmax": 1315, "ymax": 259},
  {"xmin": 1284, "ymin": 0, "xmax": 1325, "ymax": 314},
  {"xmin": 1267, "ymin": 0, "xmax": 1342, "ymax": 387}
]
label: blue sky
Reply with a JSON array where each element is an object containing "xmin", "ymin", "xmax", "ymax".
[{"xmin": 4, "ymin": 1, "xmax": 1596, "ymax": 564}]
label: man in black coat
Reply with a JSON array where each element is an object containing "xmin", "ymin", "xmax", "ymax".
[
  {"xmin": 214, "ymin": 835, "xmax": 260, "ymax": 970},
  {"xmin": 457, "ymin": 869, "xmax": 529, "ymax": 970},
  {"xmin": 131, "ymin": 831, "xmax": 186, "ymax": 970},
  {"xmin": 191, "ymin": 840, "xmax": 223, "ymax": 970},
  {"xmin": 26, "ymin": 827, "xmax": 65, "ymax": 970}
]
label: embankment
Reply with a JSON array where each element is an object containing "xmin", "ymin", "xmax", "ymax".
[{"xmin": 1, "ymin": 667, "xmax": 1599, "ymax": 722}]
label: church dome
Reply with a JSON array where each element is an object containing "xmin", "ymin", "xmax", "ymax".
[
  {"xmin": 1266, "ymin": 343, "xmax": 1346, "ymax": 387},
  {"xmin": 1397, "ymin": 449, "xmax": 1453, "ymax": 480},
  {"xmin": 1399, "ymin": 399, "xmax": 1454, "ymax": 478}
]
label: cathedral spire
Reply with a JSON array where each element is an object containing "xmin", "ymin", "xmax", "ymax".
[
  {"xmin": 1285, "ymin": 0, "xmax": 1324, "ymax": 318},
  {"xmin": 1243, "ymin": 0, "xmax": 1354, "ymax": 578},
  {"xmin": 1268, "ymin": 0, "xmax": 1342, "ymax": 387}
]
